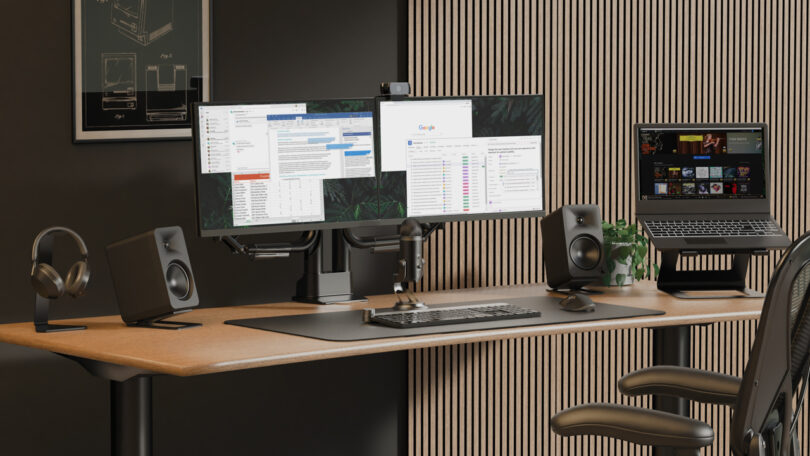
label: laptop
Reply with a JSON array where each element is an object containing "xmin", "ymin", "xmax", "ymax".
[{"xmin": 635, "ymin": 123, "xmax": 790, "ymax": 251}]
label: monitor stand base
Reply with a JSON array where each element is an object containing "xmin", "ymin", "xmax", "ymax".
[
  {"xmin": 293, "ymin": 230, "xmax": 368, "ymax": 305},
  {"xmin": 657, "ymin": 250, "xmax": 765, "ymax": 300}
]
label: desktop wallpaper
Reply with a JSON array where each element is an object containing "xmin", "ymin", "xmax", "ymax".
[
  {"xmin": 378, "ymin": 170, "xmax": 407, "ymax": 219},
  {"xmin": 198, "ymin": 172, "xmax": 234, "ymax": 230},
  {"xmin": 323, "ymin": 177, "xmax": 379, "ymax": 221},
  {"xmin": 472, "ymin": 95, "xmax": 545, "ymax": 138}
]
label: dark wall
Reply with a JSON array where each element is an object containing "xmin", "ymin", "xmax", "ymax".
[
  {"xmin": 0, "ymin": 1, "xmax": 408, "ymax": 454},
  {"xmin": 3, "ymin": 1, "xmax": 406, "ymax": 323}
]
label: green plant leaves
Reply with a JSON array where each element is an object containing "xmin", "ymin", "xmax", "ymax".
[
  {"xmin": 602, "ymin": 218, "xmax": 659, "ymax": 284},
  {"xmin": 615, "ymin": 245, "xmax": 634, "ymax": 263}
]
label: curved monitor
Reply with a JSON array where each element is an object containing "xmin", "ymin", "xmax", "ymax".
[{"xmin": 377, "ymin": 95, "xmax": 545, "ymax": 223}]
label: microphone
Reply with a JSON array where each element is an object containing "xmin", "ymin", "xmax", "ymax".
[
  {"xmin": 392, "ymin": 218, "xmax": 428, "ymax": 311},
  {"xmin": 396, "ymin": 218, "xmax": 424, "ymax": 284}
]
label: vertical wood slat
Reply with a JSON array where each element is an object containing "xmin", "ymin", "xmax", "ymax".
[{"xmin": 409, "ymin": 1, "xmax": 809, "ymax": 455}]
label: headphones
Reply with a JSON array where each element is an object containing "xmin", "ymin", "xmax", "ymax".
[{"xmin": 30, "ymin": 227, "xmax": 90, "ymax": 299}]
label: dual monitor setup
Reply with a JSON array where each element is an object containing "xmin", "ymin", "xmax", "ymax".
[
  {"xmin": 191, "ymin": 87, "xmax": 790, "ymax": 330},
  {"xmin": 194, "ymin": 94, "xmax": 544, "ymax": 234},
  {"xmin": 193, "ymin": 89, "xmax": 548, "ymax": 327}
]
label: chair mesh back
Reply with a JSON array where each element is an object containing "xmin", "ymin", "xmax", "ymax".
[
  {"xmin": 731, "ymin": 233, "xmax": 810, "ymax": 453},
  {"xmin": 790, "ymin": 262, "xmax": 810, "ymax": 389}
]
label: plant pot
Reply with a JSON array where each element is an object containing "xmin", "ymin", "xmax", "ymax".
[{"xmin": 606, "ymin": 242, "xmax": 635, "ymax": 287}]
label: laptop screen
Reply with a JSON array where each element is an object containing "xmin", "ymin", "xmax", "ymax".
[{"xmin": 637, "ymin": 126, "xmax": 766, "ymax": 200}]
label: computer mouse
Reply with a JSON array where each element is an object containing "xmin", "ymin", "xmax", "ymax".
[{"xmin": 559, "ymin": 293, "xmax": 596, "ymax": 312}]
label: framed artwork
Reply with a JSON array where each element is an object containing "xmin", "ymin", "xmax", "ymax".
[{"xmin": 72, "ymin": 0, "xmax": 211, "ymax": 142}]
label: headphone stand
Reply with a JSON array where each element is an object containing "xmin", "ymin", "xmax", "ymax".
[
  {"xmin": 34, "ymin": 294, "xmax": 86, "ymax": 333},
  {"xmin": 32, "ymin": 232, "xmax": 86, "ymax": 333}
]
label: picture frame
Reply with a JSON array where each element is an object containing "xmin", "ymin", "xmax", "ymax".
[{"xmin": 72, "ymin": 0, "xmax": 211, "ymax": 142}]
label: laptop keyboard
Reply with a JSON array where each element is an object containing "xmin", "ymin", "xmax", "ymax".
[{"xmin": 645, "ymin": 219, "xmax": 783, "ymax": 238}]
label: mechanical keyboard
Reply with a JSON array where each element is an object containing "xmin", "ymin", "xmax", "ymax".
[
  {"xmin": 369, "ymin": 302, "xmax": 541, "ymax": 329},
  {"xmin": 644, "ymin": 219, "xmax": 783, "ymax": 238}
]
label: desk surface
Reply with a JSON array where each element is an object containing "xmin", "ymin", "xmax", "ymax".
[{"xmin": 0, "ymin": 282, "xmax": 762, "ymax": 377}]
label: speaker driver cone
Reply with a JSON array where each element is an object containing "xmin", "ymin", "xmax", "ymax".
[
  {"xmin": 166, "ymin": 262, "xmax": 191, "ymax": 300},
  {"xmin": 569, "ymin": 236, "xmax": 601, "ymax": 270}
]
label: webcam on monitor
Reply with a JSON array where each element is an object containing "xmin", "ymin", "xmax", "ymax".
[{"xmin": 380, "ymin": 82, "xmax": 411, "ymax": 96}]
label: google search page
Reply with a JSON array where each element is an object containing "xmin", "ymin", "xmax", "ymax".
[{"xmin": 379, "ymin": 99, "xmax": 473, "ymax": 172}]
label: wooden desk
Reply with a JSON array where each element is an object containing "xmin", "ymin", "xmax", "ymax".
[
  {"xmin": 0, "ymin": 282, "xmax": 763, "ymax": 456},
  {"xmin": 0, "ymin": 282, "xmax": 761, "ymax": 377}
]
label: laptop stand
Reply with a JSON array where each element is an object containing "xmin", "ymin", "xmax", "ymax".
[{"xmin": 657, "ymin": 250, "xmax": 766, "ymax": 299}]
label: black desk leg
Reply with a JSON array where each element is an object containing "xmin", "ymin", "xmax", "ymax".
[
  {"xmin": 652, "ymin": 325, "xmax": 691, "ymax": 456},
  {"xmin": 111, "ymin": 376, "xmax": 153, "ymax": 456}
]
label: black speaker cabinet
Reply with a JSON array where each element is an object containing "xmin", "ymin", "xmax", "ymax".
[
  {"xmin": 106, "ymin": 226, "xmax": 201, "ymax": 329},
  {"xmin": 541, "ymin": 205, "xmax": 605, "ymax": 290}
]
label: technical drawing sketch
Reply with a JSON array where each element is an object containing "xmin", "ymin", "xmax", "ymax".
[
  {"xmin": 73, "ymin": 0, "xmax": 210, "ymax": 141},
  {"xmin": 101, "ymin": 52, "xmax": 137, "ymax": 111},
  {"xmin": 145, "ymin": 63, "xmax": 188, "ymax": 122},
  {"xmin": 110, "ymin": 0, "xmax": 174, "ymax": 46}
]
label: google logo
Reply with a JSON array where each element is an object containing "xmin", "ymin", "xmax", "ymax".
[{"xmin": 418, "ymin": 124, "xmax": 436, "ymax": 131}]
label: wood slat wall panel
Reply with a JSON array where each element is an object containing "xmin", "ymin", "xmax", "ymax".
[{"xmin": 408, "ymin": 1, "xmax": 810, "ymax": 454}]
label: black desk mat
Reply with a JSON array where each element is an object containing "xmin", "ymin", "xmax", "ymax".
[{"xmin": 225, "ymin": 296, "xmax": 664, "ymax": 342}]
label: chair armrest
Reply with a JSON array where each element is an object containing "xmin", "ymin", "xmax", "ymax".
[
  {"xmin": 619, "ymin": 366, "xmax": 740, "ymax": 406},
  {"xmin": 550, "ymin": 403, "xmax": 714, "ymax": 449}
]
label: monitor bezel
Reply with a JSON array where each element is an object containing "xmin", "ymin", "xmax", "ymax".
[
  {"xmin": 192, "ymin": 98, "xmax": 394, "ymax": 237},
  {"xmin": 634, "ymin": 122, "xmax": 771, "ymax": 215},
  {"xmin": 375, "ymin": 94, "xmax": 546, "ymax": 225}
]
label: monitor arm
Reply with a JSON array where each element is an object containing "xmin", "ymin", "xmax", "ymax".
[
  {"xmin": 341, "ymin": 223, "xmax": 441, "ymax": 254},
  {"xmin": 219, "ymin": 230, "xmax": 365, "ymax": 304},
  {"xmin": 342, "ymin": 230, "xmax": 400, "ymax": 253},
  {"xmin": 219, "ymin": 230, "xmax": 320, "ymax": 260}
]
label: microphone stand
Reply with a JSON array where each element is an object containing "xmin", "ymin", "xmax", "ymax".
[
  {"xmin": 392, "ymin": 218, "xmax": 440, "ymax": 311},
  {"xmin": 393, "ymin": 281, "xmax": 425, "ymax": 311}
]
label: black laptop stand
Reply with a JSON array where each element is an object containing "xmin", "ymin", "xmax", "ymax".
[{"xmin": 657, "ymin": 249, "xmax": 766, "ymax": 299}]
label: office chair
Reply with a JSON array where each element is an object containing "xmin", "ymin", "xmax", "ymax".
[{"xmin": 551, "ymin": 231, "xmax": 810, "ymax": 455}]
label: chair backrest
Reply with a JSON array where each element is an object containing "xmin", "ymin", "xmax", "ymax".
[{"xmin": 732, "ymin": 232, "xmax": 810, "ymax": 454}]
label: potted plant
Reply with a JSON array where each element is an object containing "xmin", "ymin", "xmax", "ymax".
[{"xmin": 601, "ymin": 220, "xmax": 658, "ymax": 286}]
